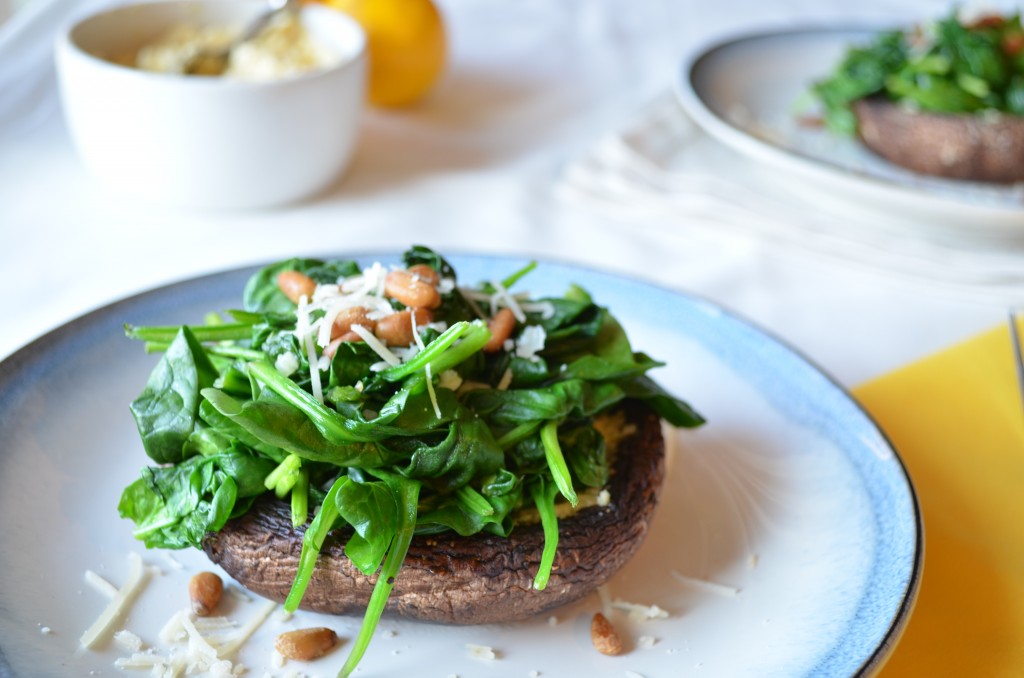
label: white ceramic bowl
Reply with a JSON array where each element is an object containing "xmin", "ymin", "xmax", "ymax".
[{"xmin": 55, "ymin": 0, "xmax": 366, "ymax": 210}]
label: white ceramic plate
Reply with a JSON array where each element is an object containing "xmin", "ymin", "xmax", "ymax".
[
  {"xmin": 0, "ymin": 254, "xmax": 920, "ymax": 678},
  {"xmin": 676, "ymin": 27, "xmax": 1024, "ymax": 242}
]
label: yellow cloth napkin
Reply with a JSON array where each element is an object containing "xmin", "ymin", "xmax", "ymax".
[{"xmin": 853, "ymin": 322, "xmax": 1024, "ymax": 677}]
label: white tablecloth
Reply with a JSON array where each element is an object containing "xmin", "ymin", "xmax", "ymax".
[{"xmin": 0, "ymin": 0, "xmax": 1018, "ymax": 386}]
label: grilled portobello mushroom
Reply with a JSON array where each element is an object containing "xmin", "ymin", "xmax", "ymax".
[
  {"xmin": 811, "ymin": 12, "xmax": 1024, "ymax": 183},
  {"xmin": 853, "ymin": 96, "xmax": 1024, "ymax": 183},
  {"xmin": 203, "ymin": 400, "xmax": 666, "ymax": 624}
]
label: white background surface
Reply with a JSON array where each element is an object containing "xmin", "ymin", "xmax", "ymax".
[{"xmin": 1, "ymin": 0, "xmax": 1021, "ymax": 385}]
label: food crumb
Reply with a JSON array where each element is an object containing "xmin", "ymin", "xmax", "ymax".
[
  {"xmin": 113, "ymin": 629, "xmax": 143, "ymax": 652},
  {"xmin": 611, "ymin": 599, "xmax": 670, "ymax": 621},
  {"xmin": 528, "ymin": 671, "xmax": 541, "ymax": 677},
  {"xmin": 383, "ymin": 629, "xmax": 397, "ymax": 639},
  {"xmin": 547, "ymin": 616, "xmax": 559, "ymax": 627},
  {"xmin": 748, "ymin": 554, "xmax": 760, "ymax": 569},
  {"xmin": 271, "ymin": 650, "xmax": 286, "ymax": 668},
  {"xmin": 637, "ymin": 635, "xmax": 658, "ymax": 649},
  {"xmin": 597, "ymin": 489, "xmax": 611, "ymax": 507},
  {"xmin": 39, "ymin": 626, "xmax": 52, "ymax": 635},
  {"xmin": 467, "ymin": 644, "xmax": 497, "ymax": 660}
]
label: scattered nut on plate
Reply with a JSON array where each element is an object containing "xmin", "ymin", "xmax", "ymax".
[
  {"xmin": 591, "ymin": 612, "xmax": 623, "ymax": 656},
  {"xmin": 275, "ymin": 627, "xmax": 339, "ymax": 661},
  {"xmin": 188, "ymin": 571, "xmax": 223, "ymax": 617}
]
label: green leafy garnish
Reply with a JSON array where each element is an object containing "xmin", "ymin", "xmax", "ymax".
[
  {"xmin": 119, "ymin": 246, "xmax": 704, "ymax": 676},
  {"xmin": 811, "ymin": 10, "xmax": 1024, "ymax": 134}
]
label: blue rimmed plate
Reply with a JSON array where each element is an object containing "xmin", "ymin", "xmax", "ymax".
[{"xmin": 0, "ymin": 253, "xmax": 920, "ymax": 677}]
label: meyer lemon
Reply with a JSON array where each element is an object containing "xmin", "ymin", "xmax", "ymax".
[{"xmin": 321, "ymin": 0, "xmax": 446, "ymax": 107}]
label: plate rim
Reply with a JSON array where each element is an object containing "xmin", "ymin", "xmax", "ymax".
[
  {"xmin": 674, "ymin": 24, "xmax": 1024, "ymax": 227},
  {"xmin": 0, "ymin": 250, "xmax": 924, "ymax": 677}
]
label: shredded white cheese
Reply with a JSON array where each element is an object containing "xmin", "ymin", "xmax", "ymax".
[
  {"xmin": 133, "ymin": 602, "xmax": 273, "ymax": 676},
  {"xmin": 350, "ymin": 324, "xmax": 401, "ymax": 366},
  {"xmin": 496, "ymin": 368, "xmax": 514, "ymax": 391},
  {"xmin": 274, "ymin": 352, "xmax": 299, "ymax": 377},
  {"xmin": 216, "ymin": 599, "xmax": 278, "ymax": 658},
  {"xmin": 84, "ymin": 570, "xmax": 119, "ymax": 600},
  {"xmin": 438, "ymin": 369, "xmax": 463, "ymax": 391},
  {"xmin": 159, "ymin": 609, "xmax": 188, "ymax": 645},
  {"xmin": 80, "ymin": 552, "xmax": 148, "ymax": 650},
  {"xmin": 294, "ymin": 295, "xmax": 324, "ymax": 405},
  {"xmin": 425, "ymin": 363, "xmax": 442, "ymax": 419},
  {"xmin": 519, "ymin": 301, "xmax": 555, "ymax": 319},
  {"xmin": 670, "ymin": 571, "xmax": 741, "ymax": 598},
  {"xmin": 637, "ymin": 636, "xmax": 658, "ymax": 649},
  {"xmin": 611, "ymin": 599, "xmax": 670, "ymax": 622},
  {"xmin": 514, "ymin": 325, "xmax": 546, "ymax": 360},
  {"xmin": 113, "ymin": 629, "xmax": 144, "ymax": 653},
  {"xmin": 488, "ymin": 279, "xmax": 526, "ymax": 322},
  {"xmin": 466, "ymin": 644, "xmax": 497, "ymax": 661}
]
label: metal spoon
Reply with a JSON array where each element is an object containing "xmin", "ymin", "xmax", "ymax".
[{"xmin": 183, "ymin": 0, "xmax": 299, "ymax": 76}]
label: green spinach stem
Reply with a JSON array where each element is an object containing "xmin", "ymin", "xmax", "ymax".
[
  {"xmin": 125, "ymin": 322, "xmax": 253, "ymax": 343},
  {"xmin": 284, "ymin": 476, "xmax": 350, "ymax": 613},
  {"xmin": 540, "ymin": 420, "xmax": 578, "ymax": 507},
  {"xmin": 291, "ymin": 469, "xmax": 309, "ymax": 528},
  {"xmin": 339, "ymin": 477, "xmax": 421, "ymax": 678},
  {"xmin": 530, "ymin": 479, "xmax": 560, "ymax": 591}
]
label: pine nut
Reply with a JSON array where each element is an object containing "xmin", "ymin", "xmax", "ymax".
[
  {"xmin": 483, "ymin": 308, "xmax": 516, "ymax": 353},
  {"xmin": 374, "ymin": 308, "xmax": 433, "ymax": 346},
  {"xmin": 276, "ymin": 270, "xmax": 316, "ymax": 304},
  {"xmin": 590, "ymin": 612, "xmax": 623, "ymax": 656},
  {"xmin": 275, "ymin": 627, "xmax": 338, "ymax": 661},
  {"xmin": 385, "ymin": 270, "xmax": 441, "ymax": 309},
  {"xmin": 331, "ymin": 306, "xmax": 377, "ymax": 339},
  {"xmin": 188, "ymin": 571, "xmax": 223, "ymax": 617},
  {"xmin": 407, "ymin": 263, "xmax": 441, "ymax": 286}
]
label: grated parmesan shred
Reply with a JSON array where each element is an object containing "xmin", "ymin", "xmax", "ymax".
[
  {"xmin": 488, "ymin": 279, "xmax": 526, "ymax": 322},
  {"xmin": 611, "ymin": 599, "xmax": 670, "ymax": 622},
  {"xmin": 425, "ymin": 363, "xmax": 442, "ymax": 418},
  {"xmin": 80, "ymin": 552, "xmax": 148, "ymax": 650},
  {"xmin": 350, "ymin": 323, "xmax": 401, "ymax": 366},
  {"xmin": 670, "ymin": 571, "xmax": 741, "ymax": 598},
  {"xmin": 113, "ymin": 629, "xmax": 145, "ymax": 653},
  {"xmin": 84, "ymin": 570, "xmax": 119, "ymax": 600}
]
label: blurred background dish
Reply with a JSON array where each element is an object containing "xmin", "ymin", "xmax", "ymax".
[
  {"xmin": 676, "ymin": 27, "xmax": 1024, "ymax": 244},
  {"xmin": 54, "ymin": 0, "xmax": 366, "ymax": 210}
]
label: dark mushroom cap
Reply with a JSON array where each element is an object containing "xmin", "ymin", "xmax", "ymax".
[
  {"xmin": 854, "ymin": 96, "xmax": 1024, "ymax": 183},
  {"xmin": 202, "ymin": 400, "xmax": 666, "ymax": 624}
]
